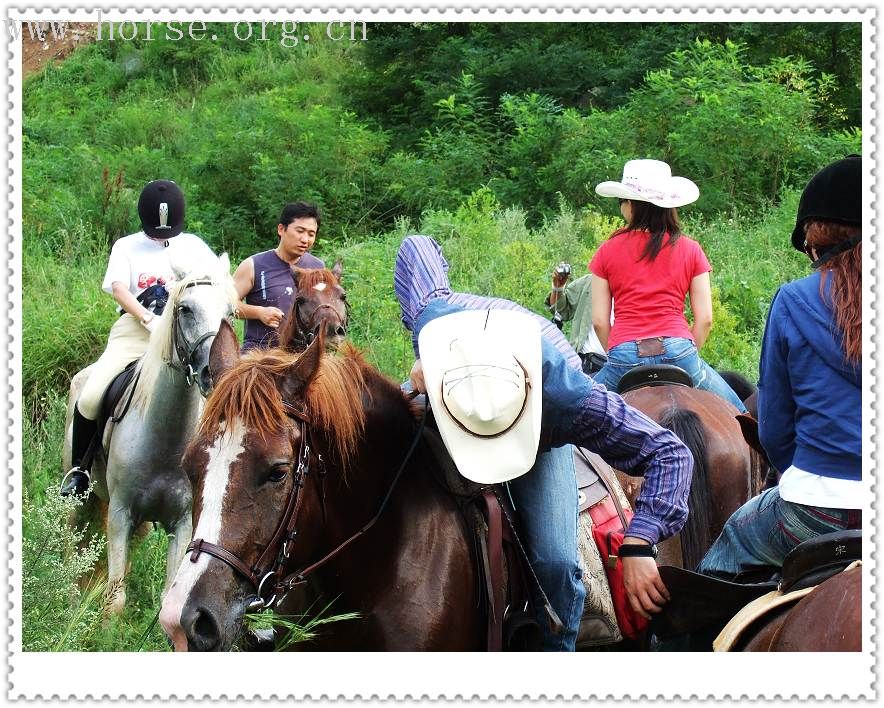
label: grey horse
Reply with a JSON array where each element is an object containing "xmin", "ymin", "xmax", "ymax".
[{"xmin": 63, "ymin": 253, "xmax": 238, "ymax": 615}]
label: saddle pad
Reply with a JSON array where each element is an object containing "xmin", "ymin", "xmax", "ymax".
[
  {"xmin": 713, "ymin": 560, "xmax": 861, "ymax": 651},
  {"xmin": 576, "ymin": 511, "xmax": 621, "ymax": 646}
]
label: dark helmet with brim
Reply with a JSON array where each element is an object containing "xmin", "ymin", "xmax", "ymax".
[{"xmin": 138, "ymin": 179, "xmax": 185, "ymax": 239}]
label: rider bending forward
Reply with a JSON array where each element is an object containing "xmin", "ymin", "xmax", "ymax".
[
  {"xmin": 61, "ymin": 180, "xmax": 217, "ymax": 497},
  {"xmin": 394, "ymin": 235, "xmax": 694, "ymax": 649}
]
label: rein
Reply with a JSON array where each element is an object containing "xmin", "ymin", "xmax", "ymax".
[
  {"xmin": 186, "ymin": 395, "xmax": 427, "ymax": 610},
  {"xmin": 170, "ymin": 278, "xmax": 217, "ymax": 386}
]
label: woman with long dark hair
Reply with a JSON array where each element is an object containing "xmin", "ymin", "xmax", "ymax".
[
  {"xmin": 589, "ymin": 160, "xmax": 745, "ymax": 410},
  {"xmin": 697, "ymin": 155, "xmax": 862, "ymax": 577}
]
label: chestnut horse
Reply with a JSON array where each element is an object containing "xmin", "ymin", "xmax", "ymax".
[
  {"xmin": 278, "ymin": 261, "xmax": 348, "ymax": 352},
  {"xmin": 615, "ymin": 385, "xmax": 766, "ymax": 570},
  {"xmin": 735, "ymin": 565, "xmax": 862, "ymax": 651},
  {"xmin": 159, "ymin": 321, "xmax": 483, "ymax": 650}
]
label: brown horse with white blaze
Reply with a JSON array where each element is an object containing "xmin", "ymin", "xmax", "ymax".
[
  {"xmin": 159, "ymin": 321, "xmax": 484, "ymax": 651},
  {"xmin": 278, "ymin": 261, "xmax": 348, "ymax": 352}
]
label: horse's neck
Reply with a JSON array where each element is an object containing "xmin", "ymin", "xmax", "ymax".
[{"xmin": 140, "ymin": 366, "xmax": 203, "ymax": 435}]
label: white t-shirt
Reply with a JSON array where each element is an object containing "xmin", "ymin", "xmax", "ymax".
[
  {"xmin": 102, "ymin": 231, "xmax": 216, "ymax": 297},
  {"xmin": 779, "ymin": 465, "xmax": 863, "ymax": 510}
]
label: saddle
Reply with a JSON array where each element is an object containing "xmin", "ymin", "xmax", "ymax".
[
  {"xmin": 652, "ymin": 528, "xmax": 863, "ymax": 641},
  {"xmin": 618, "ymin": 364, "xmax": 693, "ymax": 395},
  {"xmin": 79, "ymin": 361, "xmax": 140, "ymax": 472}
]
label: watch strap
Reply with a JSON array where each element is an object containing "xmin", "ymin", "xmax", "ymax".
[{"xmin": 618, "ymin": 543, "xmax": 658, "ymax": 559}]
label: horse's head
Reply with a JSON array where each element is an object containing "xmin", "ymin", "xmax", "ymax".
[
  {"xmin": 131, "ymin": 253, "xmax": 238, "ymax": 409},
  {"xmin": 279, "ymin": 260, "xmax": 348, "ymax": 352},
  {"xmin": 160, "ymin": 321, "xmax": 368, "ymax": 651}
]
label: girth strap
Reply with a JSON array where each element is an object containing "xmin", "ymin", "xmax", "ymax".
[{"xmin": 480, "ymin": 490, "xmax": 504, "ymax": 652}]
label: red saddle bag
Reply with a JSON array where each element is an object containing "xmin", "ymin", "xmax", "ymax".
[{"xmin": 588, "ymin": 484, "xmax": 650, "ymax": 641}]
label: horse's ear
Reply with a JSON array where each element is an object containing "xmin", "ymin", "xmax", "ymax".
[
  {"xmin": 217, "ymin": 252, "xmax": 231, "ymax": 276},
  {"xmin": 281, "ymin": 329, "xmax": 324, "ymax": 402},
  {"xmin": 735, "ymin": 412, "xmax": 769, "ymax": 464},
  {"xmin": 209, "ymin": 319, "xmax": 240, "ymax": 386},
  {"xmin": 290, "ymin": 266, "xmax": 303, "ymax": 289},
  {"xmin": 331, "ymin": 258, "xmax": 343, "ymax": 282}
]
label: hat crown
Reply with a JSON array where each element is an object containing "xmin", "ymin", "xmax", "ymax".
[
  {"xmin": 622, "ymin": 159, "xmax": 673, "ymax": 187},
  {"xmin": 790, "ymin": 155, "xmax": 861, "ymax": 251},
  {"xmin": 441, "ymin": 335, "xmax": 526, "ymax": 437}
]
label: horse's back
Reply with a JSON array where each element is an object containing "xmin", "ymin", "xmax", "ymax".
[
  {"xmin": 623, "ymin": 385, "xmax": 756, "ymax": 525},
  {"xmin": 768, "ymin": 566, "xmax": 862, "ymax": 651}
]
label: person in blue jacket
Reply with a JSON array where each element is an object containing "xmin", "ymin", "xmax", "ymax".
[{"xmin": 697, "ymin": 155, "xmax": 862, "ymax": 578}]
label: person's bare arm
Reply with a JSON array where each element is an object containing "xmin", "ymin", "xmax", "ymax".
[
  {"xmin": 112, "ymin": 282, "xmax": 152, "ymax": 322},
  {"xmin": 591, "ymin": 276, "xmax": 613, "ymax": 351},
  {"xmin": 688, "ymin": 272, "xmax": 713, "ymax": 350},
  {"xmin": 232, "ymin": 256, "xmax": 284, "ymax": 328}
]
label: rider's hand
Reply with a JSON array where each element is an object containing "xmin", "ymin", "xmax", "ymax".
[
  {"xmin": 142, "ymin": 313, "xmax": 161, "ymax": 334},
  {"xmin": 409, "ymin": 359, "xmax": 426, "ymax": 394},
  {"xmin": 621, "ymin": 551, "xmax": 669, "ymax": 620},
  {"xmin": 260, "ymin": 306, "xmax": 285, "ymax": 328}
]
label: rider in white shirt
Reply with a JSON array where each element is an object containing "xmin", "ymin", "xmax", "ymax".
[{"xmin": 61, "ymin": 180, "xmax": 216, "ymax": 497}]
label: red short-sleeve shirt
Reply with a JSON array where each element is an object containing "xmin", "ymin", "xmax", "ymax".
[{"xmin": 589, "ymin": 230, "xmax": 711, "ymax": 350}]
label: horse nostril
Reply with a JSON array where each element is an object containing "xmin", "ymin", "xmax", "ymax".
[
  {"xmin": 199, "ymin": 367, "xmax": 212, "ymax": 393},
  {"xmin": 335, "ymin": 326, "xmax": 346, "ymax": 337},
  {"xmin": 183, "ymin": 604, "xmax": 222, "ymax": 651}
]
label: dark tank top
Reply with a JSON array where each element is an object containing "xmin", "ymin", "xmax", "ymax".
[{"xmin": 243, "ymin": 249, "xmax": 324, "ymax": 350}]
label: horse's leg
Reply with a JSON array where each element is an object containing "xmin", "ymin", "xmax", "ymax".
[
  {"xmin": 163, "ymin": 514, "xmax": 193, "ymax": 598},
  {"xmin": 105, "ymin": 501, "xmax": 134, "ymax": 616}
]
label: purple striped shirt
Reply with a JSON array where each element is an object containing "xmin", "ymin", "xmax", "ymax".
[{"xmin": 394, "ymin": 235, "xmax": 581, "ymax": 369}]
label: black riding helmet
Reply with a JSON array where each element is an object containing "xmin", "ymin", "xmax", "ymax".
[
  {"xmin": 138, "ymin": 179, "xmax": 185, "ymax": 239},
  {"xmin": 791, "ymin": 155, "xmax": 861, "ymax": 252}
]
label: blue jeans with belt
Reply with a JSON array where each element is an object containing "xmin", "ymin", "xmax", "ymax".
[
  {"xmin": 696, "ymin": 486, "xmax": 861, "ymax": 578},
  {"xmin": 508, "ymin": 444, "xmax": 584, "ymax": 651},
  {"xmin": 592, "ymin": 337, "xmax": 747, "ymax": 412}
]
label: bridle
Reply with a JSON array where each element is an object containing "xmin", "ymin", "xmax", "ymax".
[
  {"xmin": 294, "ymin": 297, "xmax": 349, "ymax": 345},
  {"xmin": 185, "ymin": 396, "xmax": 427, "ymax": 611},
  {"xmin": 170, "ymin": 278, "xmax": 218, "ymax": 386}
]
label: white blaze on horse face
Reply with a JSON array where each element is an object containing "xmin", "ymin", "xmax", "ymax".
[
  {"xmin": 313, "ymin": 282, "xmax": 327, "ymax": 292},
  {"xmin": 159, "ymin": 419, "xmax": 246, "ymax": 649}
]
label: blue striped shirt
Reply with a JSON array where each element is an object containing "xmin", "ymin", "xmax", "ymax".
[{"xmin": 395, "ymin": 235, "xmax": 692, "ymax": 543}]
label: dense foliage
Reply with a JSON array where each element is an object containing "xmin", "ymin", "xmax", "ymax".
[{"xmin": 21, "ymin": 21, "xmax": 860, "ymax": 650}]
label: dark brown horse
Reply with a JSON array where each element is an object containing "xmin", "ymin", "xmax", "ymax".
[
  {"xmin": 615, "ymin": 385, "xmax": 766, "ymax": 570},
  {"xmin": 735, "ymin": 565, "xmax": 861, "ymax": 651},
  {"xmin": 278, "ymin": 261, "xmax": 348, "ymax": 352},
  {"xmin": 159, "ymin": 321, "xmax": 484, "ymax": 651}
]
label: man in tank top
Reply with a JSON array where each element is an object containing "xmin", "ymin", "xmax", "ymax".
[{"xmin": 232, "ymin": 201, "xmax": 325, "ymax": 350}]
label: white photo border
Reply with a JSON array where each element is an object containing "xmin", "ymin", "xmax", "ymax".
[{"xmin": 4, "ymin": 3, "xmax": 877, "ymax": 701}]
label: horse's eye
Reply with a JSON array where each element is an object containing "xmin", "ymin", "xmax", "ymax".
[
  {"xmin": 295, "ymin": 297, "xmax": 306, "ymax": 306},
  {"xmin": 178, "ymin": 304, "xmax": 192, "ymax": 316},
  {"xmin": 267, "ymin": 463, "xmax": 291, "ymax": 484}
]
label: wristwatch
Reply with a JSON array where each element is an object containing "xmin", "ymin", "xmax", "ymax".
[{"xmin": 617, "ymin": 543, "xmax": 658, "ymax": 559}]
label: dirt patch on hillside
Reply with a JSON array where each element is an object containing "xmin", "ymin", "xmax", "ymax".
[{"xmin": 21, "ymin": 22, "xmax": 96, "ymax": 79}]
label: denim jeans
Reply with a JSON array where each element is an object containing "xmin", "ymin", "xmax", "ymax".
[
  {"xmin": 508, "ymin": 444, "xmax": 584, "ymax": 651},
  {"xmin": 592, "ymin": 337, "xmax": 747, "ymax": 412},
  {"xmin": 696, "ymin": 486, "xmax": 860, "ymax": 578}
]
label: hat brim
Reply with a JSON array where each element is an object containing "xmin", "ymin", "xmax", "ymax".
[
  {"xmin": 419, "ymin": 309, "xmax": 542, "ymax": 484},
  {"xmin": 596, "ymin": 176, "xmax": 699, "ymax": 209}
]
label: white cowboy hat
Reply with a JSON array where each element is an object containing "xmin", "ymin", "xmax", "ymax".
[
  {"xmin": 596, "ymin": 159, "xmax": 699, "ymax": 208},
  {"xmin": 419, "ymin": 309, "xmax": 542, "ymax": 484}
]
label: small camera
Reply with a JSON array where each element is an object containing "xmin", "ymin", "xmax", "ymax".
[
  {"xmin": 551, "ymin": 311, "xmax": 564, "ymax": 330},
  {"xmin": 555, "ymin": 262, "xmax": 572, "ymax": 277}
]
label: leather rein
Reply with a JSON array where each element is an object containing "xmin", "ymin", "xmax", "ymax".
[
  {"xmin": 186, "ymin": 396, "xmax": 427, "ymax": 610},
  {"xmin": 170, "ymin": 278, "xmax": 218, "ymax": 386}
]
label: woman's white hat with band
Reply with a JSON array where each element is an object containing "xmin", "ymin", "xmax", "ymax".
[{"xmin": 596, "ymin": 159, "xmax": 699, "ymax": 209}]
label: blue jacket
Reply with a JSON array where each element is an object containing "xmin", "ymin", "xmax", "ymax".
[{"xmin": 758, "ymin": 272, "xmax": 861, "ymax": 480}]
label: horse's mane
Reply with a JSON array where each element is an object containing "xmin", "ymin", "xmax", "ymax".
[
  {"xmin": 131, "ymin": 265, "xmax": 239, "ymax": 412},
  {"xmin": 198, "ymin": 343, "xmax": 370, "ymax": 472}
]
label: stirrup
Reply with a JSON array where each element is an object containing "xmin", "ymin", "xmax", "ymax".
[{"xmin": 60, "ymin": 466, "xmax": 91, "ymax": 497}]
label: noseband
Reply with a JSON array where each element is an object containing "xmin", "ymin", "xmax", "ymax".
[
  {"xmin": 296, "ymin": 300, "xmax": 348, "ymax": 345},
  {"xmin": 186, "ymin": 397, "xmax": 427, "ymax": 611},
  {"xmin": 170, "ymin": 278, "xmax": 218, "ymax": 386}
]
